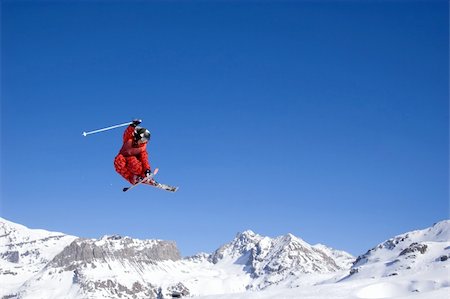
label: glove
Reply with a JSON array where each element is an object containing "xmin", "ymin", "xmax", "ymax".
[
  {"xmin": 145, "ymin": 169, "xmax": 152, "ymax": 177},
  {"xmin": 131, "ymin": 119, "xmax": 142, "ymax": 127}
]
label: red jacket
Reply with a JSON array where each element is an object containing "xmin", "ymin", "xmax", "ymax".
[{"xmin": 119, "ymin": 126, "xmax": 151, "ymax": 171}]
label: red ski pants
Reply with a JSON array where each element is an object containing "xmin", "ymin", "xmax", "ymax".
[{"xmin": 114, "ymin": 154, "xmax": 143, "ymax": 184}]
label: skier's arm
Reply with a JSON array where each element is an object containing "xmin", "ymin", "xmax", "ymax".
[
  {"xmin": 122, "ymin": 119, "xmax": 141, "ymax": 142},
  {"xmin": 122, "ymin": 125, "xmax": 135, "ymax": 143}
]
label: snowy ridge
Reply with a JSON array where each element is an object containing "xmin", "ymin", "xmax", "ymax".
[
  {"xmin": 349, "ymin": 220, "xmax": 450, "ymax": 279},
  {"xmin": 0, "ymin": 217, "xmax": 449, "ymax": 299},
  {"xmin": 313, "ymin": 243, "xmax": 355, "ymax": 269},
  {"xmin": 0, "ymin": 218, "xmax": 77, "ymax": 297}
]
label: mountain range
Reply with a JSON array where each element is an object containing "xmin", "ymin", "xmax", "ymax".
[{"xmin": 1, "ymin": 217, "xmax": 448, "ymax": 299}]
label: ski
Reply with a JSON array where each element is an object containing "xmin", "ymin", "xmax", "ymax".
[
  {"xmin": 151, "ymin": 182, "xmax": 179, "ymax": 193},
  {"xmin": 123, "ymin": 168, "xmax": 159, "ymax": 192}
]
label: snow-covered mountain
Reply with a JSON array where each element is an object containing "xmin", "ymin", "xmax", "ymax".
[
  {"xmin": 0, "ymin": 218, "xmax": 77, "ymax": 297},
  {"xmin": 208, "ymin": 230, "xmax": 354, "ymax": 290},
  {"xmin": 0, "ymin": 218, "xmax": 351, "ymax": 298},
  {"xmin": 0, "ymin": 219, "xmax": 184, "ymax": 299},
  {"xmin": 348, "ymin": 220, "xmax": 450, "ymax": 280},
  {"xmin": 1, "ymin": 217, "xmax": 449, "ymax": 299}
]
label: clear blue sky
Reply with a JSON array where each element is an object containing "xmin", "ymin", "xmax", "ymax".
[{"xmin": 1, "ymin": 0, "xmax": 448, "ymax": 257}]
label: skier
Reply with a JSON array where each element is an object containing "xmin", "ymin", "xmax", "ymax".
[{"xmin": 114, "ymin": 119, "xmax": 155, "ymax": 185}]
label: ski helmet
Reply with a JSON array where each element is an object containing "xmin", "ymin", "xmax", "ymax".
[{"xmin": 134, "ymin": 127, "xmax": 151, "ymax": 143}]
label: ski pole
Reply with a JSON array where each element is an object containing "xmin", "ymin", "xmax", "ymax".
[{"xmin": 82, "ymin": 121, "xmax": 132, "ymax": 137}]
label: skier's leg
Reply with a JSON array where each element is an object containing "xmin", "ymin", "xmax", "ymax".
[
  {"xmin": 126, "ymin": 156, "xmax": 143, "ymax": 176},
  {"xmin": 126, "ymin": 157, "xmax": 157, "ymax": 186},
  {"xmin": 114, "ymin": 154, "xmax": 135, "ymax": 184},
  {"xmin": 125, "ymin": 156, "xmax": 147, "ymax": 184}
]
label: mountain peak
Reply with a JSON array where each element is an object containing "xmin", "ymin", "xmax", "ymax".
[
  {"xmin": 235, "ymin": 230, "xmax": 260, "ymax": 243},
  {"xmin": 428, "ymin": 219, "xmax": 450, "ymax": 242},
  {"xmin": 280, "ymin": 232, "xmax": 302, "ymax": 243},
  {"xmin": 209, "ymin": 228, "xmax": 347, "ymax": 290},
  {"xmin": 237, "ymin": 229, "xmax": 257, "ymax": 237}
]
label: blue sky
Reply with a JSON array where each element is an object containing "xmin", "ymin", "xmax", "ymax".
[{"xmin": 1, "ymin": 0, "xmax": 448, "ymax": 257}]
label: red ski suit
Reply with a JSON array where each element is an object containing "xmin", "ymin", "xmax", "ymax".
[{"xmin": 114, "ymin": 125, "xmax": 151, "ymax": 184}]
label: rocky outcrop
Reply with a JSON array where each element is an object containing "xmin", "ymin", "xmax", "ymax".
[
  {"xmin": 1, "ymin": 251, "xmax": 19, "ymax": 263},
  {"xmin": 399, "ymin": 242, "xmax": 428, "ymax": 256},
  {"xmin": 49, "ymin": 236, "xmax": 181, "ymax": 271}
]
